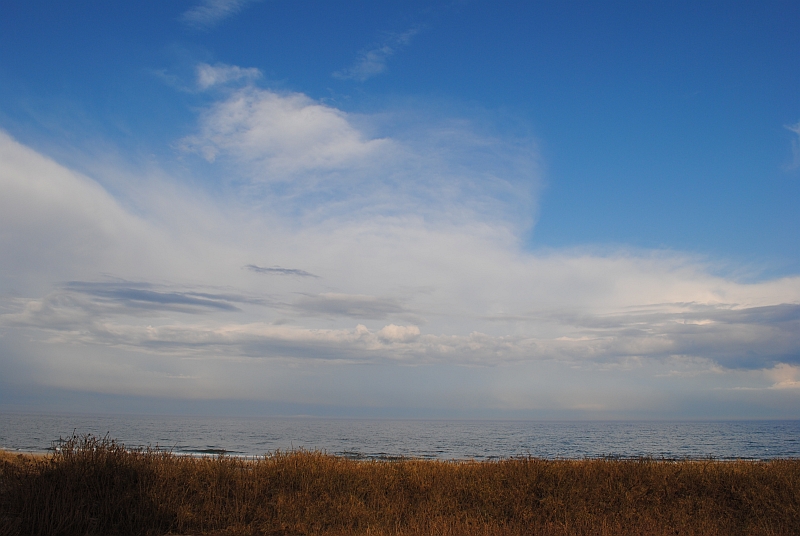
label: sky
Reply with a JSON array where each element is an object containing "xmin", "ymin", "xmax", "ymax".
[{"xmin": 1, "ymin": 0, "xmax": 799, "ymax": 419}]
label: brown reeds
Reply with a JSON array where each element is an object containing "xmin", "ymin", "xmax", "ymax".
[{"xmin": 1, "ymin": 435, "xmax": 799, "ymax": 536}]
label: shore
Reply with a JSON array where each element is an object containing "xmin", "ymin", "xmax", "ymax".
[{"xmin": 1, "ymin": 436, "xmax": 799, "ymax": 535}]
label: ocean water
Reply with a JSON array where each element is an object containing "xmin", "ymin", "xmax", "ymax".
[{"xmin": 1, "ymin": 413, "xmax": 798, "ymax": 461}]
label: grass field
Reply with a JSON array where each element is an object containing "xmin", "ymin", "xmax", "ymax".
[{"xmin": 1, "ymin": 435, "xmax": 799, "ymax": 535}]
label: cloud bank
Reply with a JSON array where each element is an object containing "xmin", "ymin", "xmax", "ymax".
[{"xmin": 2, "ymin": 68, "xmax": 799, "ymax": 417}]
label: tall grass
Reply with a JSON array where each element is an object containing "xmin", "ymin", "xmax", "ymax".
[{"xmin": 1, "ymin": 435, "xmax": 799, "ymax": 535}]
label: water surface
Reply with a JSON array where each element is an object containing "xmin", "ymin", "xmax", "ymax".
[{"xmin": 1, "ymin": 413, "xmax": 798, "ymax": 460}]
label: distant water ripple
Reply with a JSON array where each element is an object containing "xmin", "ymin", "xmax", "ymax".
[{"xmin": 1, "ymin": 413, "xmax": 798, "ymax": 460}]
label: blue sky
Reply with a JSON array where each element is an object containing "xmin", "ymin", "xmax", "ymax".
[{"xmin": 1, "ymin": 0, "xmax": 799, "ymax": 418}]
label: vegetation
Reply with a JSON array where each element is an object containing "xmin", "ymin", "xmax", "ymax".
[{"xmin": 1, "ymin": 435, "xmax": 799, "ymax": 535}]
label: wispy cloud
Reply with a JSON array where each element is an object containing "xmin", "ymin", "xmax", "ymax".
[
  {"xmin": 180, "ymin": 0, "xmax": 260, "ymax": 29},
  {"xmin": 246, "ymin": 265, "xmax": 318, "ymax": 278},
  {"xmin": 334, "ymin": 28, "xmax": 420, "ymax": 82},
  {"xmin": 197, "ymin": 63, "xmax": 262, "ymax": 90},
  {"xmin": 63, "ymin": 281, "xmax": 248, "ymax": 313},
  {"xmin": 785, "ymin": 121, "xmax": 800, "ymax": 170},
  {"xmin": 3, "ymin": 282, "xmax": 268, "ymax": 327}
]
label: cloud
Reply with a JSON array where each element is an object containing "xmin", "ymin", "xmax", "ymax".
[
  {"xmin": 62, "ymin": 281, "xmax": 250, "ymax": 313},
  {"xmin": 538, "ymin": 302, "xmax": 800, "ymax": 369},
  {"xmin": 246, "ymin": 265, "xmax": 318, "ymax": 278},
  {"xmin": 5, "ymin": 269, "xmax": 799, "ymax": 370},
  {"xmin": 179, "ymin": 86, "xmax": 391, "ymax": 174},
  {"xmin": 2, "ymin": 80, "xmax": 800, "ymax": 415},
  {"xmin": 197, "ymin": 63, "xmax": 262, "ymax": 90},
  {"xmin": 0, "ymin": 131, "xmax": 173, "ymax": 296},
  {"xmin": 334, "ymin": 28, "xmax": 420, "ymax": 82},
  {"xmin": 768, "ymin": 364, "xmax": 800, "ymax": 389},
  {"xmin": 5, "ymin": 301, "xmax": 799, "ymax": 381},
  {"xmin": 180, "ymin": 0, "xmax": 259, "ymax": 29},
  {"xmin": 179, "ymin": 79, "xmax": 539, "ymax": 229},
  {"xmin": 377, "ymin": 324, "xmax": 420, "ymax": 343},
  {"xmin": 291, "ymin": 293, "xmax": 407, "ymax": 319},
  {"xmin": 1, "ymin": 282, "xmax": 269, "ymax": 337},
  {"xmin": 786, "ymin": 121, "xmax": 800, "ymax": 170}
]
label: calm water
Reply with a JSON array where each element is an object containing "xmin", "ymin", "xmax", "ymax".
[{"xmin": 1, "ymin": 413, "xmax": 798, "ymax": 460}]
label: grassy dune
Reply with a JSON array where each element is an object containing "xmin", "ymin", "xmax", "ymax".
[{"xmin": 1, "ymin": 436, "xmax": 799, "ymax": 536}]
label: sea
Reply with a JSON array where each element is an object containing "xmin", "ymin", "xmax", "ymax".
[{"xmin": 1, "ymin": 413, "xmax": 798, "ymax": 461}]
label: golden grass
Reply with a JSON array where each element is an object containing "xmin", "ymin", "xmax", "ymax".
[
  {"xmin": 0, "ymin": 451, "xmax": 48, "ymax": 464},
  {"xmin": 1, "ymin": 435, "xmax": 799, "ymax": 535}
]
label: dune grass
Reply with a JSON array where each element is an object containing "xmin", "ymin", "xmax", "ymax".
[{"xmin": 1, "ymin": 435, "xmax": 799, "ymax": 535}]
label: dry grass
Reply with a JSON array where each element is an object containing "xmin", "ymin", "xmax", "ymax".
[{"xmin": 1, "ymin": 435, "xmax": 799, "ymax": 535}]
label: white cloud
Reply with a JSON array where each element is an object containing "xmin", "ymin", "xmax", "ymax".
[
  {"xmin": 196, "ymin": 63, "xmax": 262, "ymax": 90},
  {"xmin": 377, "ymin": 324, "xmax": 421, "ymax": 343},
  {"xmin": 180, "ymin": 0, "xmax": 259, "ymax": 29},
  {"xmin": 768, "ymin": 363, "xmax": 800, "ymax": 389},
  {"xmin": 180, "ymin": 86, "xmax": 391, "ymax": 175},
  {"xmin": 0, "ymin": 131, "xmax": 174, "ymax": 295},
  {"xmin": 179, "ymin": 79, "xmax": 539, "ymax": 229},
  {"xmin": 2, "ymin": 77, "xmax": 800, "ymax": 416},
  {"xmin": 334, "ymin": 28, "xmax": 420, "ymax": 82}
]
